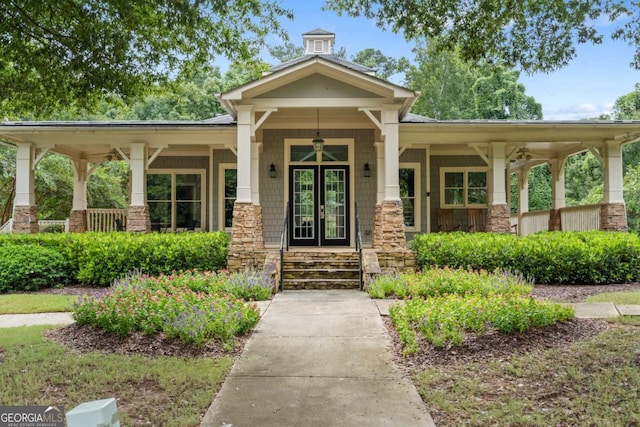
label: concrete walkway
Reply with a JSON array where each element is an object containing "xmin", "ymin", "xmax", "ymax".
[{"xmin": 200, "ymin": 290, "xmax": 435, "ymax": 427}]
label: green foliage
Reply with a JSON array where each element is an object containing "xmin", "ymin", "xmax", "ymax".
[
  {"xmin": 613, "ymin": 83, "xmax": 640, "ymax": 120},
  {"xmin": 73, "ymin": 271, "xmax": 262, "ymax": 348},
  {"xmin": 0, "ymin": 0, "xmax": 293, "ymax": 117},
  {"xmin": 0, "ymin": 245, "xmax": 69, "ymax": 293},
  {"xmin": 369, "ymin": 268, "xmax": 532, "ymax": 299},
  {"xmin": 412, "ymin": 231, "xmax": 640, "ymax": 285},
  {"xmin": 384, "ymin": 268, "xmax": 574, "ymax": 352},
  {"xmin": 0, "ymin": 232, "xmax": 229, "ymax": 286},
  {"xmin": 326, "ymin": 0, "xmax": 640, "ymax": 72}
]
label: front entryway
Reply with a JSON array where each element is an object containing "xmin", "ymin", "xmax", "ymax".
[{"xmin": 289, "ymin": 165, "xmax": 350, "ymax": 246}]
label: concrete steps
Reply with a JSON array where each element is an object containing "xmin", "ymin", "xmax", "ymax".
[{"xmin": 281, "ymin": 251, "xmax": 361, "ymax": 290}]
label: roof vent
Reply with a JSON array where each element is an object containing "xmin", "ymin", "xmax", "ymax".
[{"xmin": 302, "ymin": 29, "xmax": 335, "ymax": 55}]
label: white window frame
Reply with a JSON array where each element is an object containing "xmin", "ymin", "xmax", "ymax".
[
  {"xmin": 218, "ymin": 163, "xmax": 237, "ymax": 231},
  {"xmin": 147, "ymin": 169, "xmax": 206, "ymax": 231},
  {"xmin": 400, "ymin": 162, "xmax": 421, "ymax": 232},
  {"xmin": 440, "ymin": 167, "xmax": 489, "ymax": 208}
]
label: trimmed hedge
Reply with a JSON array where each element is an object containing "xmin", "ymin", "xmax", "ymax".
[
  {"xmin": 0, "ymin": 232, "xmax": 229, "ymax": 289},
  {"xmin": 0, "ymin": 245, "xmax": 70, "ymax": 292},
  {"xmin": 412, "ymin": 231, "xmax": 640, "ymax": 285}
]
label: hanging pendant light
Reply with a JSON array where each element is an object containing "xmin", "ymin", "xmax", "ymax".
[{"xmin": 312, "ymin": 108, "xmax": 324, "ymax": 152}]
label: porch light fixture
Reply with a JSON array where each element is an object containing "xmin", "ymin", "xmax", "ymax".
[
  {"xmin": 514, "ymin": 147, "xmax": 532, "ymax": 161},
  {"xmin": 312, "ymin": 108, "xmax": 324, "ymax": 152},
  {"xmin": 269, "ymin": 163, "xmax": 277, "ymax": 179},
  {"xmin": 363, "ymin": 162, "xmax": 371, "ymax": 177}
]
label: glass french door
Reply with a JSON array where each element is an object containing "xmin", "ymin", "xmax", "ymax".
[{"xmin": 289, "ymin": 165, "xmax": 350, "ymax": 246}]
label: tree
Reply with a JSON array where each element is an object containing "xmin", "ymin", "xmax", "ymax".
[
  {"xmin": 0, "ymin": 1, "xmax": 293, "ymax": 118},
  {"xmin": 406, "ymin": 42, "xmax": 541, "ymax": 120},
  {"xmin": 325, "ymin": 0, "xmax": 640, "ymax": 72},
  {"xmin": 350, "ymin": 48, "xmax": 409, "ymax": 80},
  {"xmin": 613, "ymin": 83, "xmax": 640, "ymax": 120}
]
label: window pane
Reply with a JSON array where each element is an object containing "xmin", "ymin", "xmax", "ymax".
[
  {"xmin": 176, "ymin": 202, "xmax": 201, "ymax": 228},
  {"xmin": 402, "ymin": 198, "xmax": 415, "ymax": 227},
  {"xmin": 290, "ymin": 145, "xmax": 316, "ymax": 161},
  {"xmin": 149, "ymin": 201, "xmax": 171, "ymax": 231},
  {"xmin": 445, "ymin": 172, "xmax": 464, "ymax": 187},
  {"xmin": 322, "ymin": 145, "xmax": 348, "ymax": 161},
  {"xmin": 468, "ymin": 189, "xmax": 487, "ymax": 204},
  {"xmin": 176, "ymin": 174, "xmax": 201, "ymax": 201},
  {"xmin": 468, "ymin": 172, "xmax": 487, "ymax": 188},
  {"xmin": 224, "ymin": 169, "xmax": 237, "ymax": 229},
  {"xmin": 445, "ymin": 189, "xmax": 464, "ymax": 205},
  {"xmin": 399, "ymin": 168, "xmax": 415, "ymax": 197},
  {"xmin": 147, "ymin": 174, "xmax": 171, "ymax": 201}
]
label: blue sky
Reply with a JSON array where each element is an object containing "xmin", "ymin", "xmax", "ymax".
[{"xmin": 259, "ymin": 0, "xmax": 639, "ymax": 120}]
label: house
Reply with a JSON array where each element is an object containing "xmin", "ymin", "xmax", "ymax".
[{"xmin": 1, "ymin": 29, "xmax": 638, "ymax": 271}]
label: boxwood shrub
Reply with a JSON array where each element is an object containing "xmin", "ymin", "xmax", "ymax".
[
  {"xmin": 0, "ymin": 245, "xmax": 70, "ymax": 292},
  {"xmin": 0, "ymin": 231, "xmax": 229, "ymax": 288},
  {"xmin": 412, "ymin": 231, "xmax": 640, "ymax": 285}
]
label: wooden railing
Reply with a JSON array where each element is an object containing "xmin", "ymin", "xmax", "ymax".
[
  {"xmin": 87, "ymin": 209, "xmax": 128, "ymax": 232},
  {"xmin": 560, "ymin": 204, "xmax": 600, "ymax": 232},
  {"xmin": 520, "ymin": 210, "xmax": 550, "ymax": 236},
  {"xmin": 38, "ymin": 219, "xmax": 69, "ymax": 232}
]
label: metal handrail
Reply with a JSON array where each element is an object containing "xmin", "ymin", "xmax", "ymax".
[
  {"xmin": 279, "ymin": 201, "xmax": 290, "ymax": 291},
  {"xmin": 355, "ymin": 203, "xmax": 364, "ymax": 291}
]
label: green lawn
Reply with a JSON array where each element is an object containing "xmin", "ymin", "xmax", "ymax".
[
  {"xmin": 0, "ymin": 294, "xmax": 78, "ymax": 314},
  {"xmin": 0, "ymin": 326, "xmax": 232, "ymax": 426},
  {"xmin": 585, "ymin": 290, "xmax": 640, "ymax": 305}
]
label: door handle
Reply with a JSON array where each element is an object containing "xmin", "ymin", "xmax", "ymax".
[{"xmin": 320, "ymin": 205, "xmax": 325, "ymax": 220}]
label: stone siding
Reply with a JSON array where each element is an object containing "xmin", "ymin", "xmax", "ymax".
[
  {"xmin": 599, "ymin": 203, "xmax": 628, "ymax": 231},
  {"xmin": 127, "ymin": 205, "xmax": 150, "ymax": 233},
  {"xmin": 548, "ymin": 209, "xmax": 562, "ymax": 231},
  {"xmin": 69, "ymin": 209, "xmax": 88, "ymax": 233},
  {"xmin": 227, "ymin": 202, "xmax": 266, "ymax": 271},
  {"xmin": 372, "ymin": 200, "xmax": 406, "ymax": 250},
  {"xmin": 12, "ymin": 205, "xmax": 38, "ymax": 233},
  {"xmin": 485, "ymin": 204, "xmax": 512, "ymax": 233}
]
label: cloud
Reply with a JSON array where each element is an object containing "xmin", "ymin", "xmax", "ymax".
[{"xmin": 544, "ymin": 102, "xmax": 614, "ymax": 120}]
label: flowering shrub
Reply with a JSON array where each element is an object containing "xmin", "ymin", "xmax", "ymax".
[
  {"xmin": 72, "ymin": 269, "xmax": 270, "ymax": 349},
  {"xmin": 374, "ymin": 268, "xmax": 574, "ymax": 354}
]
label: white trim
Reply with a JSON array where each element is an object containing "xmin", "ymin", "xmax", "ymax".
[
  {"xmin": 146, "ymin": 168, "xmax": 206, "ymax": 232},
  {"xmin": 284, "ymin": 138, "xmax": 355, "ymax": 247},
  {"xmin": 440, "ymin": 166, "xmax": 489, "ymax": 208},
  {"xmin": 218, "ymin": 163, "xmax": 237, "ymax": 231},
  {"xmin": 400, "ymin": 162, "xmax": 421, "ymax": 232}
]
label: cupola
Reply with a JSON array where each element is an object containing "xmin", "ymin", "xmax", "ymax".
[{"xmin": 302, "ymin": 29, "xmax": 335, "ymax": 55}]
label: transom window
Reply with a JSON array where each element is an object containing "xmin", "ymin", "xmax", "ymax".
[
  {"xmin": 400, "ymin": 163, "xmax": 421, "ymax": 231},
  {"xmin": 289, "ymin": 144, "xmax": 349, "ymax": 163},
  {"xmin": 147, "ymin": 170, "xmax": 205, "ymax": 232},
  {"xmin": 440, "ymin": 167, "xmax": 488, "ymax": 208}
]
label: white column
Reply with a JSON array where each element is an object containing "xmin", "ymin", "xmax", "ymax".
[
  {"xmin": 129, "ymin": 142, "xmax": 147, "ymax": 206},
  {"xmin": 382, "ymin": 105, "xmax": 400, "ymax": 200},
  {"xmin": 208, "ymin": 146, "xmax": 214, "ymax": 231},
  {"xmin": 490, "ymin": 143, "xmax": 507, "ymax": 205},
  {"xmin": 518, "ymin": 167, "xmax": 530, "ymax": 214},
  {"xmin": 549, "ymin": 158, "xmax": 566, "ymax": 209},
  {"xmin": 251, "ymin": 142, "xmax": 261, "ymax": 204},
  {"xmin": 71, "ymin": 159, "xmax": 89, "ymax": 211},
  {"xmin": 14, "ymin": 142, "xmax": 35, "ymax": 206},
  {"xmin": 603, "ymin": 140, "xmax": 625, "ymax": 204},
  {"xmin": 425, "ymin": 145, "xmax": 431, "ymax": 233},
  {"xmin": 374, "ymin": 142, "xmax": 385, "ymax": 204},
  {"xmin": 236, "ymin": 105, "xmax": 253, "ymax": 202}
]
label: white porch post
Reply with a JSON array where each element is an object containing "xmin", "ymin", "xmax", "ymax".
[
  {"xmin": 548, "ymin": 158, "xmax": 566, "ymax": 231},
  {"xmin": 236, "ymin": 106, "xmax": 253, "ymax": 203},
  {"xmin": 517, "ymin": 167, "xmax": 530, "ymax": 234},
  {"xmin": 373, "ymin": 105, "xmax": 406, "ymax": 249},
  {"xmin": 374, "ymin": 142, "xmax": 385, "ymax": 204},
  {"xmin": 12, "ymin": 142, "xmax": 38, "ymax": 233},
  {"xmin": 600, "ymin": 140, "xmax": 627, "ymax": 231},
  {"xmin": 127, "ymin": 142, "xmax": 150, "ymax": 232},
  {"xmin": 251, "ymin": 141, "xmax": 264, "ymax": 249},
  {"xmin": 70, "ymin": 158, "xmax": 89, "ymax": 232},
  {"xmin": 486, "ymin": 142, "xmax": 511, "ymax": 232}
]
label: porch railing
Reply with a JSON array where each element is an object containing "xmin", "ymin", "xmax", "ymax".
[
  {"xmin": 87, "ymin": 208, "xmax": 128, "ymax": 232},
  {"xmin": 520, "ymin": 210, "xmax": 550, "ymax": 236},
  {"xmin": 560, "ymin": 204, "xmax": 600, "ymax": 232},
  {"xmin": 278, "ymin": 201, "xmax": 289, "ymax": 292},
  {"xmin": 355, "ymin": 203, "xmax": 364, "ymax": 291},
  {"xmin": 38, "ymin": 219, "xmax": 69, "ymax": 232},
  {"xmin": 0, "ymin": 219, "xmax": 12, "ymax": 234}
]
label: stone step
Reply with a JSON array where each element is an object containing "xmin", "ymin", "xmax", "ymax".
[
  {"xmin": 282, "ymin": 278, "xmax": 361, "ymax": 290},
  {"xmin": 282, "ymin": 268, "xmax": 360, "ymax": 280}
]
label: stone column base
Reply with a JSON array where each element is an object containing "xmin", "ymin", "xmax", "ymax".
[
  {"xmin": 548, "ymin": 209, "xmax": 562, "ymax": 231},
  {"xmin": 227, "ymin": 201, "xmax": 265, "ymax": 271},
  {"xmin": 69, "ymin": 209, "xmax": 88, "ymax": 233},
  {"xmin": 12, "ymin": 205, "xmax": 39, "ymax": 233},
  {"xmin": 374, "ymin": 200, "xmax": 406, "ymax": 250},
  {"xmin": 600, "ymin": 203, "xmax": 628, "ymax": 232},
  {"xmin": 485, "ymin": 204, "xmax": 512, "ymax": 233},
  {"xmin": 371, "ymin": 204, "xmax": 382, "ymax": 249},
  {"xmin": 127, "ymin": 205, "xmax": 150, "ymax": 233}
]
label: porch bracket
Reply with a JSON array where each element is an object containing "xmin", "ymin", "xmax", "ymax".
[
  {"xmin": 146, "ymin": 146, "xmax": 167, "ymax": 169},
  {"xmin": 32, "ymin": 147, "xmax": 51, "ymax": 170},
  {"xmin": 114, "ymin": 147, "xmax": 130, "ymax": 163},
  {"xmin": 359, "ymin": 108, "xmax": 383, "ymax": 133},
  {"xmin": 224, "ymin": 143, "xmax": 238, "ymax": 156},
  {"xmin": 587, "ymin": 146, "xmax": 604, "ymax": 167},
  {"xmin": 252, "ymin": 108, "xmax": 277, "ymax": 138},
  {"xmin": 398, "ymin": 147, "xmax": 408, "ymax": 156},
  {"xmin": 469, "ymin": 144, "xmax": 490, "ymax": 166},
  {"xmin": 87, "ymin": 161, "xmax": 101, "ymax": 176}
]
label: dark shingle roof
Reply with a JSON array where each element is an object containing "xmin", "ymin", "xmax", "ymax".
[
  {"xmin": 302, "ymin": 28, "xmax": 335, "ymax": 36},
  {"xmin": 270, "ymin": 54, "xmax": 374, "ymax": 74}
]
